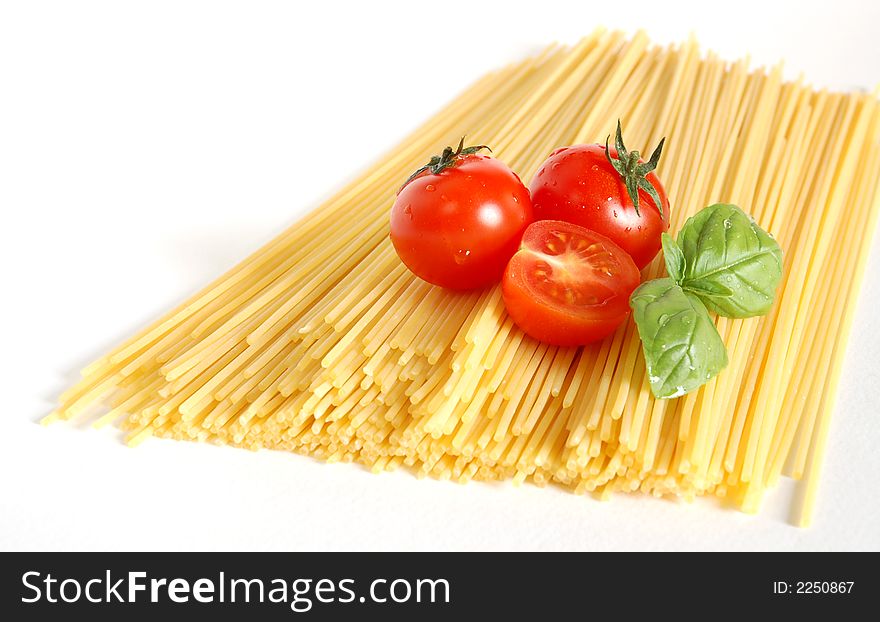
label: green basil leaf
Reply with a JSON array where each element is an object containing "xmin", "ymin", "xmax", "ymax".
[
  {"xmin": 630, "ymin": 278, "xmax": 728, "ymax": 399},
  {"xmin": 682, "ymin": 278, "xmax": 733, "ymax": 298},
  {"xmin": 677, "ymin": 203, "xmax": 783, "ymax": 318},
  {"xmin": 661, "ymin": 232, "xmax": 685, "ymax": 283}
]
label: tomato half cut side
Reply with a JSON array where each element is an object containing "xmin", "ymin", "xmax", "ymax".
[{"xmin": 501, "ymin": 220, "xmax": 641, "ymax": 346}]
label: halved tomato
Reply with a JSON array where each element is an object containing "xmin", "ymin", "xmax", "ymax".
[{"xmin": 501, "ymin": 220, "xmax": 640, "ymax": 346}]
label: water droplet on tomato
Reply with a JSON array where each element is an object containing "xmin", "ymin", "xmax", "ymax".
[
  {"xmin": 403, "ymin": 205, "xmax": 413, "ymax": 218},
  {"xmin": 625, "ymin": 227, "xmax": 631, "ymax": 232},
  {"xmin": 454, "ymin": 249, "xmax": 471, "ymax": 265},
  {"xmin": 613, "ymin": 210, "xmax": 618, "ymax": 218},
  {"xmin": 591, "ymin": 164, "xmax": 599, "ymax": 171},
  {"xmin": 425, "ymin": 184, "xmax": 435, "ymax": 192},
  {"xmin": 538, "ymin": 167, "xmax": 545, "ymax": 176},
  {"xmin": 607, "ymin": 197, "xmax": 613, "ymax": 201},
  {"xmin": 440, "ymin": 194, "xmax": 448, "ymax": 201},
  {"xmin": 512, "ymin": 194, "xmax": 518, "ymax": 202},
  {"xmin": 551, "ymin": 162, "xmax": 560, "ymax": 170},
  {"xmin": 551, "ymin": 180, "xmax": 557, "ymax": 187}
]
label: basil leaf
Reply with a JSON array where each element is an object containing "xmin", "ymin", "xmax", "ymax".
[
  {"xmin": 661, "ymin": 232, "xmax": 685, "ymax": 283},
  {"xmin": 682, "ymin": 278, "xmax": 733, "ymax": 298},
  {"xmin": 630, "ymin": 278, "xmax": 728, "ymax": 399},
  {"xmin": 677, "ymin": 203, "xmax": 783, "ymax": 318}
]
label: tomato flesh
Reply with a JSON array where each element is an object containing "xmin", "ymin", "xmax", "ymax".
[
  {"xmin": 502, "ymin": 220, "xmax": 640, "ymax": 346},
  {"xmin": 529, "ymin": 144, "xmax": 669, "ymax": 269},
  {"xmin": 390, "ymin": 154, "xmax": 532, "ymax": 290}
]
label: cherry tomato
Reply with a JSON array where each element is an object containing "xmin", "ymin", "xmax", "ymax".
[
  {"xmin": 502, "ymin": 220, "xmax": 640, "ymax": 346},
  {"xmin": 529, "ymin": 123, "xmax": 669, "ymax": 269},
  {"xmin": 390, "ymin": 140, "xmax": 533, "ymax": 290}
]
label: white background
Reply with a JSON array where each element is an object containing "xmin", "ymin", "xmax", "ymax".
[{"xmin": 1, "ymin": 0, "xmax": 878, "ymax": 551}]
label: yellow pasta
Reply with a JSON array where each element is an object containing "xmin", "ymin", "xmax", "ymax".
[{"xmin": 46, "ymin": 31, "xmax": 880, "ymax": 526}]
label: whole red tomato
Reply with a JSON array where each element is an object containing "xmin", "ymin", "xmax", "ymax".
[
  {"xmin": 529, "ymin": 122, "xmax": 669, "ymax": 269},
  {"xmin": 390, "ymin": 140, "xmax": 533, "ymax": 290}
]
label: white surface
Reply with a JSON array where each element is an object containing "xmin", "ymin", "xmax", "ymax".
[{"xmin": 1, "ymin": 0, "xmax": 878, "ymax": 552}]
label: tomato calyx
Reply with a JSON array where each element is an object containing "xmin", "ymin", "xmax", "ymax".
[
  {"xmin": 399, "ymin": 137, "xmax": 492, "ymax": 192},
  {"xmin": 603, "ymin": 119, "xmax": 666, "ymax": 220}
]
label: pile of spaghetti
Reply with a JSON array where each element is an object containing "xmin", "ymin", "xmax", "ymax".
[{"xmin": 48, "ymin": 30, "xmax": 880, "ymax": 525}]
